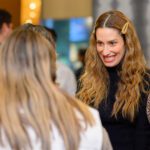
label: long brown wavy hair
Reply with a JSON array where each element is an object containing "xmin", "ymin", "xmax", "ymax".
[
  {"xmin": 0, "ymin": 28, "xmax": 94, "ymax": 149},
  {"xmin": 77, "ymin": 10, "xmax": 150, "ymax": 121}
]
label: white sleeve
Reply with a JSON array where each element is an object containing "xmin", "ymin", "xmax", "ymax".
[
  {"xmin": 79, "ymin": 107, "xmax": 103, "ymax": 150},
  {"xmin": 102, "ymin": 127, "xmax": 113, "ymax": 150}
]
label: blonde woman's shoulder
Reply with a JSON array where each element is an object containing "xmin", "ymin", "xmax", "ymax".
[
  {"xmin": 102, "ymin": 127, "xmax": 113, "ymax": 150},
  {"xmin": 87, "ymin": 107, "xmax": 113, "ymax": 150},
  {"xmin": 78, "ymin": 106, "xmax": 103, "ymax": 150}
]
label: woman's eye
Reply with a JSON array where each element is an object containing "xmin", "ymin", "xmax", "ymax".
[
  {"xmin": 97, "ymin": 42, "xmax": 103, "ymax": 46},
  {"xmin": 110, "ymin": 41, "xmax": 117, "ymax": 45}
]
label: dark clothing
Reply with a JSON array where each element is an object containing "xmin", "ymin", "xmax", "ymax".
[
  {"xmin": 98, "ymin": 67, "xmax": 150, "ymax": 150},
  {"xmin": 75, "ymin": 66, "xmax": 84, "ymax": 93},
  {"xmin": 75, "ymin": 66, "xmax": 84, "ymax": 81}
]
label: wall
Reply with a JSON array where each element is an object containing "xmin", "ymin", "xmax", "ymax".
[
  {"xmin": 0, "ymin": 0, "xmax": 92, "ymax": 26},
  {"xmin": 42, "ymin": 0, "xmax": 92, "ymax": 19}
]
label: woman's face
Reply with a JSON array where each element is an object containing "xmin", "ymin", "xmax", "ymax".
[{"xmin": 96, "ymin": 27, "xmax": 125, "ymax": 67}]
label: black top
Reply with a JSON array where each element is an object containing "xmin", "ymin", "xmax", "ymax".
[{"xmin": 98, "ymin": 67, "xmax": 150, "ymax": 150}]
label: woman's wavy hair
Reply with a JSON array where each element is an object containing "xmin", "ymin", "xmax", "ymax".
[
  {"xmin": 0, "ymin": 28, "xmax": 94, "ymax": 149},
  {"xmin": 77, "ymin": 10, "xmax": 150, "ymax": 121}
]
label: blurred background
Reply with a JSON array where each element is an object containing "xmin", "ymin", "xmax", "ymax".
[{"xmin": 0, "ymin": 0, "xmax": 150, "ymax": 70}]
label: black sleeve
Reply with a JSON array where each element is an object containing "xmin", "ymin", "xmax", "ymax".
[{"xmin": 134, "ymin": 94, "xmax": 150, "ymax": 150}]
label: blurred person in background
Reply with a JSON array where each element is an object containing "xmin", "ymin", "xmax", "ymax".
[
  {"xmin": 75, "ymin": 47, "xmax": 86, "ymax": 81},
  {"xmin": 0, "ymin": 9, "xmax": 13, "ymax": 44}
]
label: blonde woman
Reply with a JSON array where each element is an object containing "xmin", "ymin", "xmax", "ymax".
[
  {"xmin": 77, "ymin": 10, "xmax": 150, "ymax": 150},
  {"xmin": 0, "ymin": 28, "xmax": 103, "ymax": 149}
]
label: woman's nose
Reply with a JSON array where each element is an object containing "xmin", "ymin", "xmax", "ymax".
[{"xmin": 101, "ymin": 45, "xmax": 110, "ymax": 55}]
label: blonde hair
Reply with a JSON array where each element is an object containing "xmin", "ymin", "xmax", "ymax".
[
  {"xmin": 20, "ymin": 23, "xmax": 56, "ymax": 82},
  {"xmin": 77, "ymin": 10, "xmax": 150, "ymax": 121},
  {"xmin": 0, "ymin": 28, "xmax": 94, "ymax": 149}
]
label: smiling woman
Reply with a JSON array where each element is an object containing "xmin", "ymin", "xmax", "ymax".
[
  {"xmin": 77, "ymin": 10, "xmax": 150, "ymax": 150},
  {"xmin": 96, "ymin": 27, "xmax": 125, "ymax": 67}
]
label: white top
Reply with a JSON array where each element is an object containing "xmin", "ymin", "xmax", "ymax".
[
  {"xmin": 56, "ymin": 61, "xmax": 77, "ymax": 96},
  {"xmin": 0, "ymin": 107, "xmax": 103, "ymax": 150}
]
